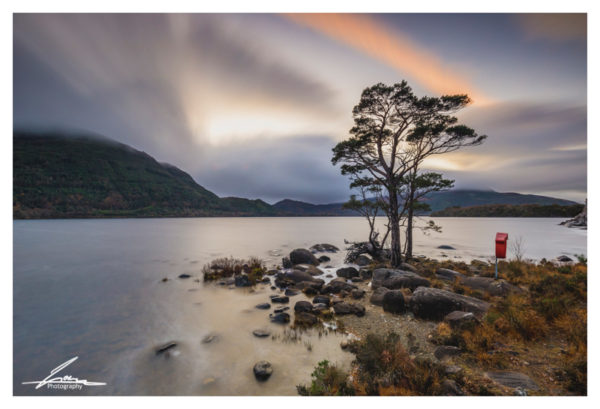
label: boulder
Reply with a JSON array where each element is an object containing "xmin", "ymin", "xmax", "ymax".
[
  {"xmin": 310, "ymin": 243, "xmax": 339, "ymax": 253},
  {"xmin": 284, "ymin": 289, "xmax": 299, "ymax": 296},
  {"xmin": 321, "ymin": 278, "xmax": 358, "ymax": 294},
  {"xmin": 372, "ymin": 268, "xmax": 430, "ymax": 291},
  {"xmin": 443, "ymin": 311, "xmax": 478, "ymax": 330},
  {"xmin": 255, "ymin": 303, "xmax": 271, "ymax": 310},
  {"xmin": 434, "ymin": 345, "xmax": 462, "ymax": 360},
  {"xmin": 437, "ymin": 245, "xmax": 456, "ymax": 250},
  {"xmin": 271, "ymin": 296, "xmax": 289, "ymax": 304},
  {"xmin": 382, "ymin": 290, "xmax": 405, "ymax": 314},
  {"xmin": 269, "ymin": 312, "xmax": 290, "ymax": 324},
  {"xmin": 178, "ymin": 274, "xmax": 191, "ymax": 279},
  {"xmin": 290, "ymin": 248, "xmax": 319, "ymax": 265},
  {"xmin": 399, "ymin": 262, "xmax": 418, "ymax": 273},
  {"xmin": 370, "ymin": 287, "xmax": 390, "ymax": 306},
  {"xmin": 278, "ymin": 269, "xmax": 320, "ymax": 284},
  {"xmin": 351, "ymin": 277, "xmax": 364, "ymax": 283},
  {"xmin": 312, "ymin": 295, "xmax": 331, "ymax": 306},
  {"xmin": 410, "ymin": 287, "xmax": 490, "ymax": 320},
  {"xmin": 359, "ymin": 269, "xmax": 373, "ymax": 279},
  {"xmin": 294, "ymin": 301, "xmax": 314, "ymax": 313},
  {"xmin": 557, "ymin": 255, "xmax": 573, "ymax": 262},
  {"xmin": 336, "ymin": 267, "xmax": 359, "ymax": 279},
  {"xmin": 460, "ymin": 276, "xmax": 522, "ymax": 296},
  {"xmin": 333, "ymin": 302, "xmax": 366, "ymax": 317},
  {"xmin": 436, "ymin": 268, "xmax": 464, "ymax": 282},
  {"xmin": 294, "ymin": 311, "xmax": 319, "ymax": 327},
  {"xmin": 252, "ymin": 329, "xmax": 271, "ymax": 338},
  {"xmin": 351, "ymin": 289, "xmax": 366, "ymax": 299},
  {"xmin": 312, "ymin": 303, "xmax": 329, "ymax": 312},
  {"xmin": 485, "ymin": 371, "xmax": 539, "ymax": 391},
  {"xmin": 318, "ymin": 255, "xmax": 331, "ymax": 263},
  {"xmin": 354, "ymin": 254, "xmax": 372, "ymax": 267},
  {"xmin": 253, "ymin": 361, "xmax": 273, "ymax": 381}
]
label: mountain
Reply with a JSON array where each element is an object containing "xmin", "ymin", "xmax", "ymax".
[
  {"xmin": 272, "ymin": 199, "xmax": 356, "ymax": 216},
  {"xmin": 13, "ymin": 131, "xmax": 272, "ymax": 218},
  {"xmin": 13, "ymin": 131, "xmax": 581, "ymax": 219},
  {"xmin": 430, "ymin": 203, "xmax": 584, "ymax": 217},
  {"xmin": 422, "ymin": 189, "xmax": 578, "ymax": 213}
]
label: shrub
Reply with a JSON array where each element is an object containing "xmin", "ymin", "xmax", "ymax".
[{"xmin": 296, "ymin": 360, "xmax": 354, "ymax": 396}]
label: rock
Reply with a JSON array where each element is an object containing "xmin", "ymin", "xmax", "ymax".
[
  {"xmin": 261, "ymin": 277, "xmax": 271, "ymax": 284},
  {"xmin": 372, "ymin": 268, "xmax": 430, "ymax": 291},
  {"xmin": 399, "ymin": 262, "xmax": 418, "ymax": 273},
  {"xmin": 359, "ymin": 269, "xmax": 372, "ymax": 279},
  {"xmin": 278, "ymin": 270, "xmax": 320, "ymax": 285},
  {"xmin": 434, "ymin": 345, "xmax": 462, "ymax": 360},
  {"xmin": 282, "ymin": 257, "xmax": 292, "ymax": 269},
  {"xmin": 284, "ymin": 289, "xmax": 299, "ymax": 296},
  {"xmin": 351, "ymin": 289, "xmax": 366, "ymax": 299},
  {"xmin": 270, "ymin": 286, "xmax": 277, "ymax": 290},
  {"xmin": 370, "ymin": 287, "xmax": 390, "ymax": 306},
  {"xmin": 312, "ymin": 303, "xmax": 329, "ymax": 312},
  {"xmin": 460, "ymin": 276, "xmax": 522, "ymax": 296},
  {"xmin": 294, "ymin": 311, "xmax": 319, "ymax": 327},
  {"xmin": 269, "ymin": 312, "xmax": 290, "ymax": 324},
  {"xmin": 410, "ymin": 287, "xmax": 491, "ymax": 320},
  {"xmin": 252, "ymin": 329, "xmax": 271, "ymax": 338},
  {"xmin": 442, "ymin": 379, "xmax": 464, "ymax": 396},
  {"xmin": 333, "ymin": 302, "xmax": 365, "ymax": 317},
  {"xmin": 336, "ymin": 267, "xmax": 359, "ymax": 279},
  {"xmin": 178, "ymin": 274, "xmax": 191, "ymax": 279},
  {"xmin": 274, "ymin": 306, "xmax": 289, "ymax": 313},
  {"xmin": 253, "ymin": 361, "xmax": 273, "ymax": 381},
  {"xmin": 436, "ymin": 268, "xmax": 464, "ymax": 281},
  {"xmin": 234, "ymin": 274, "xmax": 251, "ymax": 287},
  {"xmin": 295, "ymin": 280, "xmax": 324, "ymax": 293},
  {"xmin": 310, "ymin": 243, "xmax": 339, "ymax": 253},
  {"xmin": 271, "ymin": 296, "xmax": 289, "ymax": 304},
  {"xmin": 485, "ymin": 371, "xmax": 539, "ymax": 391},
  {"xmin": 305, "ymin": 265, "xmax": 324, "ymax": 276},
  {"xmin": 382, "ymin": 290, "xmax": 405, "ymax": 314},
  {"xmin": 445, "ymin": 365, "xmax": 463, "ymax": 375},
  {"xmin": 161, "ymin": 277, "xmax": 169, "ymax": 282},
  {"xmin": 267, "ymin": 269, "xmax": 280, "ymax": 276},
  {"xmin": 321, "ymin": 278, "xmax": 358, "ymax": 294},
  {"xmin": 202, "ymin": 334, "xmax": 219, "ymax": 344},
  {"xmin": 557, "ymin": 255, "xmax": 573, "ymax": 262},
  {"xmin": 255, "ymin": 303, "xmax": 271, "ymax": 310},
  {"xmin": 312, "ymin": 295, "xmax": 331, "ymax": 306},
  {"xmin": 437, "ymin": 245, "xmax": 456, "ymax": 250},
  {"xmin": 351, "ymin": 277, "xmax": 364, "ymax": 283},
  {"xmin": 155, "ymin": 342, "xmax": 177, "ymax": 355},
  {"xmin": 444, "ymin": 311, "xmax": 478, "ymax": 330},
  {"xmin": 318, "ymin": 255, "xmax": 331, "ymax": 263},
  {"xmin": 289, "ymin": 248, "xmax": 319, "ymax": 266},
  {"xmin": 354, "ymin": 254, "xmax": 372, "ymax": 266},
  {"xmin": 294, "ymin": 301, "xmax": 314, "ymax": 313}
]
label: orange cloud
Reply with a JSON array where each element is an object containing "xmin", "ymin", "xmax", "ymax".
[{"xmin": 284, "ymin": 13, "xmax": 491, "ymax": 105}]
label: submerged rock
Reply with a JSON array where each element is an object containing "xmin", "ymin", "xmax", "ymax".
[
  {"xmin": 252, "ymin": 329, "xmax": 271, "ymax": 338},
  {"xmin": 269, "ymin": 312, "xmax": 290, "ymax": 324},
  {"xmin": 294, "ymin": 311, "xmax": 319, "ymax": 327},
  {"xmin": 271, "ymin": 296, "xmax": 289, "ymax": 304},
  {"xmin": 202, "ymin": 334, "xmax": 219, "ymax": 344},
  {"xmin": 318, "ymin": 255, "xmax": 331, "ymax": 263},
  {"xmin": 178, "ymin": 274, "xmax": 191, "ymax": 279},
  {"xmin": 155, "ymin": 342, "xmax": 177, "ymax": 355},
  {"xmin": 253, "ymin": 361, "xmax": 273, "ymax": 381},
  {"xmin": 321, "ymin": 278, "xmax": 358, "ymax": 294},
  {"xmin": 289, "ymin": 248, "xmax": 319, "ymax": 266},
  {"xmin": 255, "ymin": 303, "xmax": 271, "ymax": 310},
  {"xmin": 310, "ymin": 243, "xmax": 339, "ymax": 253},
  {"xmin": 294, "ymin": 301, "xmax": 314, "ymax": 313},
  {"xmin": 437, "ymin": 245, "xmax": 456, "ymax": 250},
  {"xmin": 234, "ymin": 274, "xmax": 251, "ymax": 287}
]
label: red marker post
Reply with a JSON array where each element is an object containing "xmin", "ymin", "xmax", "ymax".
[{"xmin": 494, "ymin": 233, "xmax": 508, "ymax": 279}]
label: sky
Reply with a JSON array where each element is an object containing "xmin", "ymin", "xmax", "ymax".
[{"xmin": 13, "ymin": 13, "xmax": 587, "ymax": 203}]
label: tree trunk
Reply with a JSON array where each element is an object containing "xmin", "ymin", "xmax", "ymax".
[
  {"xmin": 389, "ymin": 190, "xmax": 402, "ymax": 267},
  {"xmin": 406, "ymin": 181, "xmax": 415, "ymax": 260}
]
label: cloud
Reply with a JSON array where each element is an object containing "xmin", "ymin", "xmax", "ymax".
[
  {"xmin": 284, "ymin": 13, "xmax": 492, "ymax": 104},
  {"xmin": 515, "ymin": 13, "xmax": 586, "ymax": 42},
  {"xmin": 13, "ymin": 14, "xmax": 338, "ymax": 149}
]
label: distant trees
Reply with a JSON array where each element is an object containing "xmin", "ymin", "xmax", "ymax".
[{"xmin": 333, "ymin": 81, "xmax": 486, "ymax": 266}]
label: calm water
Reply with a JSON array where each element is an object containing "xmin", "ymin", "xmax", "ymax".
[{"xmin": 13, "ymin": 217, "xmax": 586, "ymax": 395}]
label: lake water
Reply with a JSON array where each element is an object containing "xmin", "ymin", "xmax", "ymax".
[{"xmin": 13, "ymin": 217, "xmax": 586, "ymax": 395}]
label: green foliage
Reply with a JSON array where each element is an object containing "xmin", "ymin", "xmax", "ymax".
[
  {"xmin": 431, "ymin": 203, "xmax": 584, "ymax": 217},
  {"xmin": 13, "ymin": 132, "xmax": 278, "ymax": 218},
  {"xmin": 296, "ymin": 360, "xmax": 354, "ymax": 396}
]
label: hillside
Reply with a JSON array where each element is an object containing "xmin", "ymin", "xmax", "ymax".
[
  {"xmin": 430, "ymin": 203, "xmax": 584, "ymax": 217},
  {"xmin": 272, "ymin": 199, "xmax": 357, "ymax": 216},
  {"xmin": 13, "ymin": 132, "xmax": 268, "ymax": 218}
]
